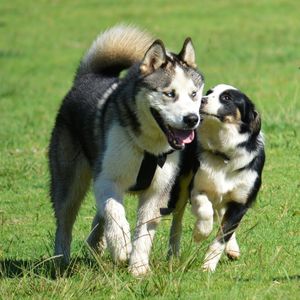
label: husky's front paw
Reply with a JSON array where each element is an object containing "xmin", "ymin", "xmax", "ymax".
[
  {"xmin": 129, "ymin": 263, "xmax": 151, "ymax": 277},
  {"xmin": 104, "ymin": 217, "xmax": 132, "ymax": 264},
  {"xmin": 110, "ymin": 243, "xmax": 132, "ymax": 265}
]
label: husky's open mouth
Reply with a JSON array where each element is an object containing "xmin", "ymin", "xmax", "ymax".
[{"xmin": 150, "ymin": 108, "xmax": 195, "ymax": 150}]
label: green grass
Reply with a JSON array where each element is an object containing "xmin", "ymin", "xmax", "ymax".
[{"xmin": 1, "ymin": 0, "xmax": 299, "ymax": 299}]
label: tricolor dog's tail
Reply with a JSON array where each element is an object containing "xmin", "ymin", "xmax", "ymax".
[{"xmin": 77, "ymin": 24, "xmax": 154, "ymax": 77}]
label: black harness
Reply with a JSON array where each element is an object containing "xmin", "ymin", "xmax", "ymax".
[{"xmin": 129, "ymin": 150, "xmax": 173, "ymax": 192}]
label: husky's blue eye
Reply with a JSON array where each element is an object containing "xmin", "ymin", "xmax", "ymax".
[
  {"xmin": 163, "ymin": 90, "xmax": 175, "ymax": 98},
  {"xmin": 164, "ymin": 90, "xmax": 175, "ymax": 98}
]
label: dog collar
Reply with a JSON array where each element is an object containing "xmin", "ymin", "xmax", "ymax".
[
  {"xmin": 129, "ymin": 150, "xmax": 174, "ymax": 192},
  {"xmin": 206, "ymin": 149, "xmax": 230, "ymax": 164}
]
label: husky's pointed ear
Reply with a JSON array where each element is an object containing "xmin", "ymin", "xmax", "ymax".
[
  {"xmin": 179, "ymin": 38, "xmax": 197, "ymax": 68},
  {"xmin": 140, "ymin": 40, "xmax": 167, "ymax": 75},
  {"xmin": 250, "ymin": 110, "xmax": 261, "ymax": 135}
]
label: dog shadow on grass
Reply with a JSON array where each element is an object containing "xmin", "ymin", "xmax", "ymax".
[{"xmin": 0, "ymin": 256, "xmax": 101, "ymax": 279}]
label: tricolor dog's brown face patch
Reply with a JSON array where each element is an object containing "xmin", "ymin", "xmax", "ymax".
[
  {"xmin": 200, "ymin": 84, "xmax": 261, "ymax": 134},
  {"xmin": 222, "ymin": 108, "xmax": 241, "ymax": 124}
]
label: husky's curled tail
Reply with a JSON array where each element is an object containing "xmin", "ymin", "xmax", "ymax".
[
  {"xmin": 49, "ymin": 24, "xmax": 204, "ymax": 276},
  {"xmin": 77, "ymin": 25, "xmax": 154, "ymax": 77}
]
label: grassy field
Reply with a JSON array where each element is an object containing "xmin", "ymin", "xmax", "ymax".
[{"xmin": 1, "ymin": 0, "xmax": 299, "ymax": 299}]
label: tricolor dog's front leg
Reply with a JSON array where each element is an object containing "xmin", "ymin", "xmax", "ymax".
[
  {"xmin": 203, "ymin": 202, "xmax": 247, "ymax": 272},
  {"xmin": 191, "ymin": 191, "xmax": 214, "ymax": 242}
]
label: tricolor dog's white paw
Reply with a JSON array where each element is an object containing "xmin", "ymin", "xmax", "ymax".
[
  {"xmin": 202, "ymin": 240, "xmax": 225, "ymax": 272},
  {"xmin": 191, "ymin": 193, "xmax": 214, "ymax": 243},
  {"xmin": 226, "ymin": 248, "xmax": 240, "ymax": 260},
  {"xmin": 193, "ymin": 219, "xmax": 213, "ymax": 243},
  {"xmin": 225, "ymin": 235, "xmax": 240, "ymax": 259},
  {"xmin": 202, "ymin": 260, "xmax": 218, "ymax": 272}
]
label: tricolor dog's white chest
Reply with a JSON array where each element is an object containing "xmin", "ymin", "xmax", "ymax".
[{"xmin": 194, "ymin": 152, "xmax": 258, "ymax": 206}]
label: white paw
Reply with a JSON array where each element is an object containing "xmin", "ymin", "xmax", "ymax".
[
  {"xmin": 111, "ymin": 242, "xmax": 132, "ymax": 264},
  {"xmin": 202, "ymin": 240, "xmax": 225, "ymax": 272},
  {"xmin": 105, "ymin": 219, "xmax": 132, "ymax": 264},
  {"xmin": 129, "ymin": 263, "xmax": 151, "ymax": 277},
  {"xmin": 225, "ymin": 234, "xmax": 240, "ymax": 259},
  {"xmin": 225, "ymin": 244, "xmax": 240, "ymax": 260},
  {"xmin": 193, "ymin": 220, "xmax": 213, "ymax": 243},
  {"xmin": 202, "ymin": 260, "xmax": 217, "ymax": 272},
  {"xmin": 226, "ymin": 249, "xmax": 240, "ymax": 260}
]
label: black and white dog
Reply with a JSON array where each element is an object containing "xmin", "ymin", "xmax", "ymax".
[{"xmin": 168, "ymin": 84, "xmax": 265, "ymax": 272}]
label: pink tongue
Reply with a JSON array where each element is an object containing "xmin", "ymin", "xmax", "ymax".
[{"xmin": 172, "ymin": 129, "xmax": 195, "ymax": 144}]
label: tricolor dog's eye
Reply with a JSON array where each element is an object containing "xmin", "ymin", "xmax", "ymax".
[
  {"xmin": 163, "ymin": 90, "xmax": 176, "ymax": 98},
  {"xmin": 191, "ymin": 91, "xmax": 197, "ymax": 98},
  {"xmin": 221, "ymin": 94, "xmax": 231, "ymax": 101}
]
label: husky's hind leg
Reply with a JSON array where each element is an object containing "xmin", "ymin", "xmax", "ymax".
[{"xmin": 49, "ymin": 128, "xmax": 91, "ymax": 265}]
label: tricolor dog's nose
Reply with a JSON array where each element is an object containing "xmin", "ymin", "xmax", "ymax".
[
  {"xmin": 183, "ymin": 114, "xmax": 199, "ymax": 128},
  {"xmin": 201, "ymin": 96, "xmax": 208, "ymax": 106}
]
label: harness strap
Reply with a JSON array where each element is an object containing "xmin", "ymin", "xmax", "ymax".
[{"xmin": 129, "ymin": 150, "xmax": 172, "ymax": 192}]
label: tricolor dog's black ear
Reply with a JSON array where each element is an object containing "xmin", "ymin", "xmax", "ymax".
[
  {"xmin": 178, "ymin": 38, "xmax": 197, "ymax": 68},
  {"xmin": 140, "ymin": 40, "xmax": 167, "ymax": 75},
  {"xmin": 250, "ymin": 110, "xmax": 261, "ymax": 135}
]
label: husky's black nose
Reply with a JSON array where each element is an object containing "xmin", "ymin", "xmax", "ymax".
[{"xmin": 183, "ymin": 114, "xmax": 199, "ymax": 128}]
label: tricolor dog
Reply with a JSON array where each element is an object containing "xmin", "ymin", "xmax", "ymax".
[
  {"xmin": 48, "ymin": 25, "xmax": 204, "ymax": 276},
  {"xmin": 168, "ymin": 84, "xmax": 265, "ymax": 272}
]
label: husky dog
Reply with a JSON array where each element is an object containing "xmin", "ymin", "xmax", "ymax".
[
  {"xmin": 48, "ymin": 25, "xmax": 204, "ymax": 276},
  {"xmin": 168, "ymin": 84, "xmax": 265, "ymax": 272}
]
